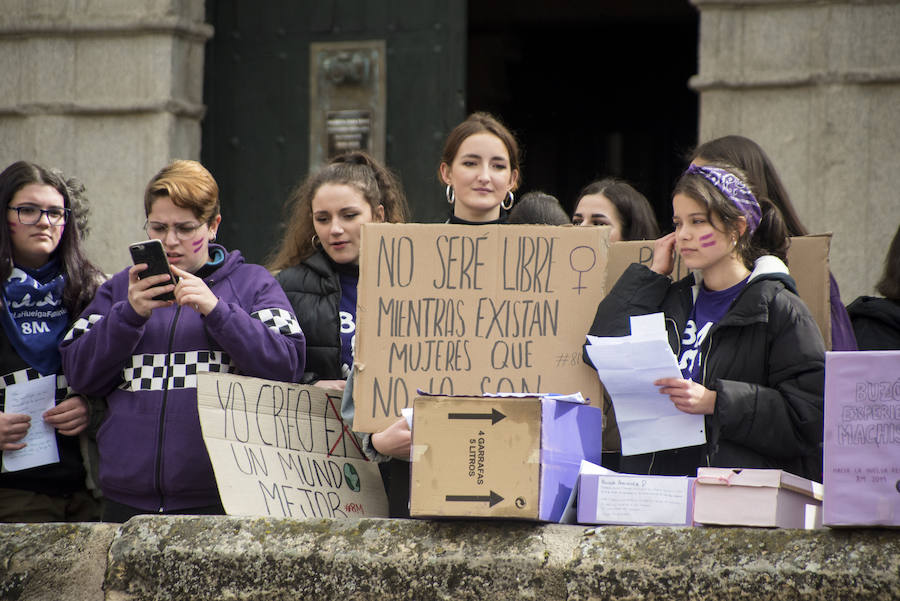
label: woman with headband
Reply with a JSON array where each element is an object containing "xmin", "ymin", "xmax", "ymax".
[{"xmin": 585, "ymin": 163, "xmax": 825, "ymax": 481}]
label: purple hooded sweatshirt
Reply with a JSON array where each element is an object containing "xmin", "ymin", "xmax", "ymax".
[{"xmin": 60, "ymin": 246, "xmax": 305, "ymax": 511}]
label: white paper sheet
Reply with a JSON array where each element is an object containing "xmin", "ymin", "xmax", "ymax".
[
  {"xmin": 586, "ymin": 313, "xmax": 706, "ymax": 455},
  {"xmin": 2, "ymin": 375, "xmax": 59, "ymax": 472},
  {"xmin": 590, "ymin": 474, "xmax": 690, "ymax": 525}
]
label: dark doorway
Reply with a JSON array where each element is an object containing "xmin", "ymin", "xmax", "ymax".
[
  {"xmin": 466, "ymin": 1, "xmax": 698, "ymax": 226},
  {"xmin": 201, "ymin": 2, "xmax": 697, "ymax": 264}
]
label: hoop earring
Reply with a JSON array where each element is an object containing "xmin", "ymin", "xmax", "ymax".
[
  {"xmin": 502, "ymin": 190, "xmax": 514, "ymax": 211},
  {"xmin": 446, "ymin": 185, "xmax": 455, "ymax": 205},
  {"xmin": 312, "ymin": 234, "xmax": 321, "ymax": 248}
]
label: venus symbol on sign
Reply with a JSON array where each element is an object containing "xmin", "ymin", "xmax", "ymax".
[{"xmin": 569, "ymin": 245, "xmax": 597, "ymax": 294}]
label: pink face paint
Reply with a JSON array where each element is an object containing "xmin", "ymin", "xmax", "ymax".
[
  {"xmin": 191, "ymin": 238, "xmax": 204, "ymax": 254},
  {"xmin": 699, "ymin": 233, "xmax": 717, "ymax": 247}
]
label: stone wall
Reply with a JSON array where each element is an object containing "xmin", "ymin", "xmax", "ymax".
[
  {"xmin": 1, "ymin": 516, "xmax": 898, "ymax": 600},
  {"xmin": 0, "ymin": 0, "xmax": 211, "ymax": 274},
  {"xmin": 691, "ymin": 0, "xmax": 900, "ymax": 300}
]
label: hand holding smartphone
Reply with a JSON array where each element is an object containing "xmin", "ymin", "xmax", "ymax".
[{"xmin": 129, "ymin": 239, "xmax": 178, "ymax": 301}]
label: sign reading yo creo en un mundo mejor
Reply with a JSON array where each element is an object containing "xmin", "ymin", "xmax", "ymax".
[{"xmin": 197, "ymin": 372, "xmax": 388, "ymax": 519}]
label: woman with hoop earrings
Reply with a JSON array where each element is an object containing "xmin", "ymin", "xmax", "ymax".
[{"xmin": 440, "ymin": 112, "xmax": 520, "ymax": 224}]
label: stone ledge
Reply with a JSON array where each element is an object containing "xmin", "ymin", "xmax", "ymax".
[
  {"xmin": 692, "ymin": 0, "xmax": 900, "ymax": 7},
  {"xmin": 0, "ymin": 17, "xmax": 213, "ymax": 42},
  {"xmin": 0, "ymin": 99, "xmax": 206, "ymax": 119},
  {"xmin": 691, "ymin": 68, "xmax": 900, "ymax": 90},
  {"xmin": 2, "ymin": 517, "xmax": 898, "ymax": 600}
]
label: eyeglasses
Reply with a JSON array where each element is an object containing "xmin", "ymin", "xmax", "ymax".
[
  {"xmin": 8, "ymin": 205, "xmax": 70, "ymax": 225},
  {"xmin": 144, "ymin": 220, "xmax": 206, "ymax": 241}
]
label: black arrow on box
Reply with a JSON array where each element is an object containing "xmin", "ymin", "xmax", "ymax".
[
  {"xmin": 447, "ymin": 408, "xmax": 506, "ymax": 424},
  {"xmin": 445, "ymin": 491, "xmax": 504, "ymax": 507}
]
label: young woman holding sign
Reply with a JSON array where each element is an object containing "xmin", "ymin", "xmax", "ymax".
[
  {"xmin": 270, "ymin": 152, "xmax": 412, "ymax": 515},
  {"xmin": 585, "ymin": 163, "xmax": 825, "ymax": 481},
  {"xmin": 60, "ymin": 160, "xmax": 305, "ymax": 522},
  {"xmin": 0, "ymin": 161, "xmax": 103, "ymax": 522}
]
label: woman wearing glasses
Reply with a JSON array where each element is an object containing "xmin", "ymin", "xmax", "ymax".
[
  {"xmin": 60, "ymin": 160, "xmax": 306, "ymax": 522},
  {"xmin": 0, "ymin": 160, "xmax": 103, "ymax": 522}
]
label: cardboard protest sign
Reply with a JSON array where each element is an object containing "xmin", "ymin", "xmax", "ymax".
[
  {"xmin": 606, "ymin": 234, "xmax": 833, "ymax": 348},
  {"xmin": 823, "ymin": 351, "xmax": 900, "ymax": 527},
  {"xmin": 197, "ymin": 372, "xmax": 388, "ymax": 519},
  {"xmin": 354, "ymin": 223, "xmax": 610, "ymax": 434}
]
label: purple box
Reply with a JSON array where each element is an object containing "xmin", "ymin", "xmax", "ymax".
[{"xmin": 824, "ymin": 351, "xmax": 900, "ymax": 527}]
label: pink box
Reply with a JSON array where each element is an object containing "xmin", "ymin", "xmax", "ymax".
[
  {"xmin": 824, "ymin": 351, "xmax": 900, "ymax": 527},
  {"xmin": 694, "ymin": 468, "xmax": 822, "ymax": 529}
]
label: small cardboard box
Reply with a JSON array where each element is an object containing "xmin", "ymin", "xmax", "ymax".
[
  {"xmin": 410, "ymin": 394, "xmax": 604, "ymax": 521},
  {"xmin": 693, "ymin": 468, "xmax": 823, "ymax": 529},
  {"xmin": 823, "ymin": 351, "xmax": 900, "ymax": 527},
  {"xmin": 577, "ymin": 472, "xmax": 694, "ymax": 526}
]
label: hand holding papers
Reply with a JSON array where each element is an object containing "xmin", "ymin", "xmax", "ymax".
[
  {"xmin": 585, "ymin": 313, "xmax": 706, "ymax": 456},
  {"xmin": 2, "ymin": 375, "xmax": 60, "ymax": 472}
]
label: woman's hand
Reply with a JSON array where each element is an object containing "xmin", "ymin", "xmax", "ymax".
[
  {"xmin": 650, "ymin": 232, "xmax": 677, "ymax": 276},
  {"xmin": 371, "ymin": 417, "xmax": 411, "ymax": 460},
  {"xmin": 654, "ymin": 377, "xmax": 716, "ymax": 415},
  {"xmin": 315, "ymin": 379, "xmax": 346, "ymax": 392},
  {"xmin": 0, "ymin": 411, "xmax": 30, "ymax": 450},
  {"xmin": 128, "ymin": 264, "xmax": 175, "ymax": 318},
  {"xmin": 171, "ymin": 265, "xmax": 219, "ymax": 316},
  {"xmin": 43, "ymin": 396, "xmax": 89, "ymax": 436}
]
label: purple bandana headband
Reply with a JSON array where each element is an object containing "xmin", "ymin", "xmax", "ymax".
[{"xmin": 685, "ymin": 164, "xmax": 762, "ymax": 234}]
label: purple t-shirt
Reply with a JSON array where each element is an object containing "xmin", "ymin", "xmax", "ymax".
[
  {"xmin": 338, "ymin": 270, "xmax": 358, "ymax": 377},
  {"xmin": 678, "ymin": 276, "xmax": 750, "ymax": 382}
]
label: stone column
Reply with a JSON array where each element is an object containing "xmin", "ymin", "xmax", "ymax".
[
  {"xmin": 691, "ymin": 0, "xmax": 900, "ymax": 299},
  {"xmin": 0, "ymin": 0, "xmax": 212, "ymax": 274}
]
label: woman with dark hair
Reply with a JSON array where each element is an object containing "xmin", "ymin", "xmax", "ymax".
[
  {"xmin": 61, "ymin": 160, "xmax": 305, "ymax": 522},
  {"xmin": 586, "ymin": 163, "xmax": 825, "ymax": 481},
  {"xmin": 847, "ymin": 223, "xmax": 900, "ymax": 349},
  {"xmin": 440, "ymin": 112, "xmax": 520, "ymax": 224},
  {"xmin": 0, "ymin": 160, "xmax": 103, "ymax": 522},
  {"xmin": 572, "ymin": 178, "xmax": 660, "ymax": 241},
  {"xmin": 690, "ymin": 135, "xmax": 857, "ymax": 350}
]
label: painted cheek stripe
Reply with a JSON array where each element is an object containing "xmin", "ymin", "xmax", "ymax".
[
  {"xmin": 699, "ymin": 233, "xmax": 716, "ymax": 247},
  {"xmin": 191, "ymin": 238, "xmax": 204, "ymax": 253}
]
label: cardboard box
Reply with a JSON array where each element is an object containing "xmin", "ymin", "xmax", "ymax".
[
  {"xmin": 693, "ymin": 468, "xmax": 823, "ymax": 529},
  {"xmin": 577, "ymin": 472, "xmax": 694, "ymax": 526},
  {"xmin": 410, "ymin": 394, "xmax": 604, "ymax": 521},
  {"xmin": 823, "ymin": 351, "xmax": 900, "ymax": 527},
  {"xmin": 354, "ymin": 223, "xmax": 611, "ymax": 434}
]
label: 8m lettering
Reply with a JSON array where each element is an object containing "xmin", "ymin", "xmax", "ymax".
[{"xmin": 21, "ymin": 321, "xmax": 50, "ymax": 334}]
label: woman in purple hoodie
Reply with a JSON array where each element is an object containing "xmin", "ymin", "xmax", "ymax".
[{"xmin": 60, "ymin": 160, "xmax": 306, "ymax": 522}]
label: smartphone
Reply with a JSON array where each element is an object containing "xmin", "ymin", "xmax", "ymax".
[{"xmin": 129, "ymin": 239, "xmax": 177, "ymax": 301}]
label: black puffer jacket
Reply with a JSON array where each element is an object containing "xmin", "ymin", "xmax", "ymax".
[
  {"xmin": 847, "ymin": 296, "xmax": 900, "ymax": 350},
  {"xmin": 585, "ymin": 256, "xmax": 825, "ymax": 481},
  {"xmin": 276, "ymin": 250, "xmax": 346, "ymax": 384}
]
